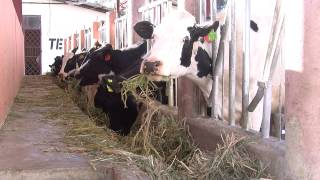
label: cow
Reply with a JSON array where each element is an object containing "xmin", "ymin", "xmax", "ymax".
[
  {"xmin": 138, "ymin": 8, "xmax": 283, "ymax": 132},
  {"xmin": 49, "ymin": 55, "xmax": 63, "ymax": 75},
  {"xmin": 58, "ymin": 41, "xmax": 103, "ymax": 80},
  {"xmin": 76, "ymin": 40, "xmax": 167, "ymax": 135}
]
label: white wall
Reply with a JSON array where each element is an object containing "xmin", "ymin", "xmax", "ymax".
[{"xmin": 23, "ymin": 0, "xmax": 106, "ymax": 73}]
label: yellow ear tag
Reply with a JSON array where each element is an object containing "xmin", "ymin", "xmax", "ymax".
[{"xmin": 106, "ymin": 85, "xmax": 113, "ymax": 92}]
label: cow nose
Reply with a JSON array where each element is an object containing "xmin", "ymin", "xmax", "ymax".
[{"xmin": 143, "ymin": 61, "xmax": 161, "ymax": 74}]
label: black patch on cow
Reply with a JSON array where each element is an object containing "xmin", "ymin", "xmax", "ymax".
[
  {"xmin": 180, "ymin": 21, "xmax": 219, "ymax": 68},
  {"xmin": 250, "ymin": 20, "xmax": 259, "ymax": 32},
  {"xmin": 94, "ymin": 86, "xmax": 138, "ymax": 136},
  {"xmin": 195, "ymin": 47, "xmax": 212, "ymax": 78},
  {"xmin": 180, "ymin": 36, "xmax": 193, "ymax": 67}
]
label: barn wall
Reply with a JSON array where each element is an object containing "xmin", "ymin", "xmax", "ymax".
[
  {"xmin": 22, "ymin": 0, "xmax": 105, "ymax": 74},
  {"xmin": 0, "ymin": 0, "xmax": 24, "ymax": 127},
  {"xmin": 285, "ymin": 0, "xmax": 320, "ymax": 179}
]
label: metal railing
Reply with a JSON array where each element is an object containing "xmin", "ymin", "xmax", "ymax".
[
  {"xmin": 203, "ymin": 0, "xmax": 285, "ymax": 140},
  {"xmin": 139, "ymin": 0, "xmax": 178, "ymax": 107}
]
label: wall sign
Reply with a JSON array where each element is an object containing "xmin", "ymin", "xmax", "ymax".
[{"xmin": 49, "ymin": 38, "xmax": 63, "ymax": 50}]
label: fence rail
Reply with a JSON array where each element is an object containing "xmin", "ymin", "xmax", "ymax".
[{"xmin": 201, "ymin": 0, "xmax": 285, "ymax": 140}]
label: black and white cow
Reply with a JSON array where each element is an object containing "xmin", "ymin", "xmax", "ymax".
[
  {"xmin": 49, "ymin": 55, "xmax": 63, "ymax": 75},
  {"xmin": 137, "ymin": 9, "xmax": 286, "ymax": 133},
  {"xmin": 76, "ymin": 41, "xmax": 166, "ymax": 135}
]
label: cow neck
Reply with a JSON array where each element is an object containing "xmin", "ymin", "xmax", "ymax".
[{"xmin": 114, "ymin": 56, "xmax": 142, "ymax": 81}]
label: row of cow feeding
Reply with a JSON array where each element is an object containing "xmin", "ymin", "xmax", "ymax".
[{"xmin": 49, "ymin": 8, "xmax": 284, "ymax": 139}]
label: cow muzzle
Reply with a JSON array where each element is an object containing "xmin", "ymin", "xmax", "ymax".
[{"xmin": 142, "ymin": 61, "xmax": 161, "ymax": 74}]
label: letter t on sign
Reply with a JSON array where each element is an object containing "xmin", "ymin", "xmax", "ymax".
[{"xmin": 49, "ymin": 38, "xmax": 56, "ymax": 50}]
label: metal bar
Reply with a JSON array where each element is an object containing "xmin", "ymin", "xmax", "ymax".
[
  {"xmin": 229, "ymin": 0, "xmax": 236, "ymax": 126},
  {"xmin": 168, "ymin": 79, "xmax": 174, "ymax": 106},
  {"xmin": 242, "ymin": 0, "xmax": 251, "ymax": 130},
  {"xmin": 212, "ymin": 20, "xmax": 230, "ymax": 119},
  {"xmin": 221, "ymin": 40, "xmax": 225, "ymax": 121},
  {"xmin": 262, "ymin": 81, "xmax": 272, "ymax": 138},
  {"xmin": 210, "ymin": 0, "xmax": 217, "ymax": 118},
  {"xmin": 262, "ymin": 21, "xmax": 283, "ymax": 138}
]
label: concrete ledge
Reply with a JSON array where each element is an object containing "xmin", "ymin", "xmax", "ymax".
[
  {"xmin": 187, "ymin": 117, "xmax": 288, "ymax": 180},
  {"xmin": 0, "ymin": 167, "xmax": 101, "ymax": 180}
]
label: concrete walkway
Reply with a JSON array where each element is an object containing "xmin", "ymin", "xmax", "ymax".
[
  {"xmin": 0, "ymin": 76, "xmax": 101, "ymax": 179},
  {"xmin": 0, "ymin": 76, "xmax": 148, "ymax": 180}
]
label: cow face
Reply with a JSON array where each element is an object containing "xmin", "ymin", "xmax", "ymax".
[
  {"xmin": 139, "ymin": 10, "xmax": 219, "ymax": 101},
  {"xmin": 140, "ymin": 10, "xmax": 219, "ymax": 80},
  {"xmin": 76, "ymin": 45, "xmax": 113, "ymax": 86}
]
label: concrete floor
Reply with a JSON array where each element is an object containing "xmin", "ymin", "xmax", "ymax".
[{"xmin": 0, "ymin": 76, "xmax": 147, "ymax": 180}]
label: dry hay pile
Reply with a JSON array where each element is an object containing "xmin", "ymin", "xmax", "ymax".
[{"xmin": 53, "ymin": 75, "xmax": 271, "ymax": 180}]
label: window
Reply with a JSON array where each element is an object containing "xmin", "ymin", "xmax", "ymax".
[
  {"xmin": 85, "ymin": 29, "xmax": 92, "ymax": 49},
  {"xmin": 99, "ymin": 21, "xmax": 107, "ymax": 45},
  {"xmin": 199, "ymin": 0, "xmax": 228, "ymax": 23}
]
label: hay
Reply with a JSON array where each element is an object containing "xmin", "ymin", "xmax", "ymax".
[{"xmin": 52, "ymin": 75, "xmax": 271, "ymax": 179}]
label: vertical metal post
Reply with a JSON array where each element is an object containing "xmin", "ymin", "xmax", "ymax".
[
  {"xmin": 221, "ymin": 41, "xmax": 225, "ymax": 121},
  {"xmin": 242, "ymin": 0, "xmax": 250, "ymax": 130},
  {"xmin": 168, "ymin": 78, "xmax": 174, "ymax": 106},
  {"xmin": 210, "ymin": 0, "xmax": 218, "ymax": 119},
  {"xmin": 229, "ymin": 0, "xmax": 236, "ymax": 126},
  {"xmin": 262, "ymin": 81, "xmax": 272, "ymax": 138}
]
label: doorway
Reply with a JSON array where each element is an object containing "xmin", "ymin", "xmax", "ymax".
[{"xmin": 23, "ymin": 15, "xmax": 41, "ymax": 75}]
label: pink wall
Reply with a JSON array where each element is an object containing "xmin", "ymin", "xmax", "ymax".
[
  {"xmin": 0, "ymin": 0, "xmax": 24, "ymax": 127},
  {"xmin": 286, "ymin": 0, "xmax": 320, "ymax": 178}
]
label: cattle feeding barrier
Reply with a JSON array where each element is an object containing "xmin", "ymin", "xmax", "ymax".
[
  {"xmin": 206, "ymin": 0, "xmax": 285, "ymax": 139},
  {"xmin": 139, "ymin": 0, "xmax": 178, "ymax": 107}
]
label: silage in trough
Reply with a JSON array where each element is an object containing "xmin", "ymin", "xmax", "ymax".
[{"xmin": 54, "ymin": 75, "xmax": 271, "ymax": 179}]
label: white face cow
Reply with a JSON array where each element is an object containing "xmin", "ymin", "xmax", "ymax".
[{"xmin": 140, "ymin": 10, "xmax": 219, "ymax": 103}]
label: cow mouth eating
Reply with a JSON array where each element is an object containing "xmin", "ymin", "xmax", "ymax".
[{"xmin": 141, "ymin": 60, "xmax": 170, "ymax": 81}]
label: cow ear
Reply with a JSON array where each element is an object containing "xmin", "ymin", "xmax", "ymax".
[
  {"xmin": 71, "ymin": 47, "xmax": 78, "ymax": 54},
  {"xmin": 212, "ymin": 21, "xmax": 219, "ymax": 32},
  {"xmin": 134, "ymin": 21, "xmax": 155, "ymax": 39},
  {"xmin": 188, "ymin": 21, "xmax": 220, "ymax": 41}
]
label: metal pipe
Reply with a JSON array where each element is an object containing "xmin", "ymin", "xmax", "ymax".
[
  {"xmin": 229, "ymin": 0, "xmax": 236, "ymax": 126},
  {"xmin": 210, "ymin": 0, "xmax": 218, "ymax": 119},
  {"xmin": 262, "ymin": 81, "xmax": 272, "ymax": 138},
  {"xmin": 168, "ymin": 78, "xmax": 174, "ymax": 106},
  {"xmin": 221, "ymin": 40, "xmax": 225, "ymax": 121},
  {"xmin": 242, "ymin": 0, "xmax": 251, "ymax": 130}
]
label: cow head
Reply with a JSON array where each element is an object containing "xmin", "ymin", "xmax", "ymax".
[
  {"xmin": 76, "ymin": 44, "xmax": 114, "ymax": 86},
  {"xmin": 49, "ymin": 55, "xmax": 63, "ymax": 75},
  {"xmin": 139, "ymin": 10, "xmax": 219, "ymax": 101},
  {"xmin": 139, "ymin": 10, "xmax": 259, "ymax": 103}
]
